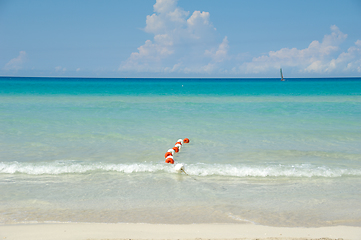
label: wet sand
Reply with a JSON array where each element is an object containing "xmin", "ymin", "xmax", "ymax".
[{"xmin": 1, "ymin": 223, "xmax": 360, "ymax": 240}]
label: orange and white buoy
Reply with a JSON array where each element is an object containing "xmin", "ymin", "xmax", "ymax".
[
  {"xmin": 164, "ymin": 138, "xmax": 190, "ymax": 165},
  {"xmin": 165, "ymin": 157, "xmax": 174, "ymax": 164},
  {"xmin": 166, "ymin": 148, "xmax": 175, "ymax": 155},
  {"xmin": 172, "ymin": 146, "xmax": 179, "ymax": 153},
  {"xmin": 174, "ymin": 163, "xmax": 185, "ymax": 173},
  {"xmin": 175, "ymin": 142, "xmax": 182, "ymax": 150}
]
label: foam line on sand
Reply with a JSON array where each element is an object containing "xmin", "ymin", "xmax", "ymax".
[{"xmin": 1, "ymin": 223, "xmax": 361, "ymax": 240}]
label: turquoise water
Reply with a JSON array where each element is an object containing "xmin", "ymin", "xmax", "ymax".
[{"xmin": 0, "ymin": 77, "xmax": 361, "ymax": 226}]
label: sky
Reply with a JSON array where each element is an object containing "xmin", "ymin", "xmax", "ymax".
[{"xmin": 1, "ymin": 0, "xmax": 361, "ymax": 78}]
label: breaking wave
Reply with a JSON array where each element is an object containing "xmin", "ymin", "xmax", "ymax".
[{"xmin": 1, "ymin": 161, "xmax": 361, "ymax": 178}]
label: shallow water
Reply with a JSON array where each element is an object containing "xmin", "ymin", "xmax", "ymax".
[{"xmin": 0, "ymin": 77, "xmax": 361, "ymax": 226}]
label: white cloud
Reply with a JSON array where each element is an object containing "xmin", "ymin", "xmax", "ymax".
[
  {"xmin": 119, "ymin": 0, "xmax": 227, "ymax": 74},
  {"xmin": 330, "ymin": 40, "xmax": 361, "ymax": 73},
  {"xmin": 55, "ymin": 66, "xmax": 66, "ymax": 72},
  {"xmin": 4, "ymin": 51, "xmax": 27, "ymax": 70},
  {"xmin": 205, "ymin": 36, "xmax": 229, "ymax": 63},
  {"xmin": 154, "ymin": 0, "xmax": 177, "ymax": 14},
  {"xmin": 237, "ymin": 25, "xmax": 361, "ymax": 75},
  {"xmin": 119, "ymin": 1, "xmax": 360, "ymax": 76}
]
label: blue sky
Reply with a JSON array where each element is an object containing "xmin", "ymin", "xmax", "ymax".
[{"xmin": 1, "ymin": 0, "xmax": 361, "ymax": 78}]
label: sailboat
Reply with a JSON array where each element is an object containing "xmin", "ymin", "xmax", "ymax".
[{"xmin": 280, "ymin": 68, "xmax": 285, "ymax": 81}]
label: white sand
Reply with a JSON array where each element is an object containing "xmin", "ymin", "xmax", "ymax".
[{"xmin": 0, "ymin": 223, "xmax": 360, "ymax": 240}]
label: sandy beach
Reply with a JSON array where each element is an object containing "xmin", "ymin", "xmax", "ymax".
[{"xmin": 1, "ymin": 223, "xmax": 360, "ymax": 240}]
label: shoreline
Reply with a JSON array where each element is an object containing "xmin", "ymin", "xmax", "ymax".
[{"xmin": 1, "ymin": 223, "xmax": 360, "ymax": 240}]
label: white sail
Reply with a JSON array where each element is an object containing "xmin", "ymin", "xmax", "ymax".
[{"xmin": 280, "ymin": 68, "xmax": 285, "ymax": 81}]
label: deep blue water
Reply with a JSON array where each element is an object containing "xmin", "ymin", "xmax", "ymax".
[{"xmin": 1, "ymin": 77, "xmax": 360, "ymax": 96}]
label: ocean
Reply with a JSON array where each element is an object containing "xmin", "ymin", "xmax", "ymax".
[{"xmin": 0, "ymin": 77, "xmax": 360, "ymax": 227}]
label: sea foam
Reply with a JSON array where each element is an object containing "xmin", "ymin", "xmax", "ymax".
[{"xmin": 1, "ymin": 161, "xmax": 360, "ymax": 178}]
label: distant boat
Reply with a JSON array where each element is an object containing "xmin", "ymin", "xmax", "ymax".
[{"xmin": 280, "ymin": 68, "xmax": 285, "ymax": 81}]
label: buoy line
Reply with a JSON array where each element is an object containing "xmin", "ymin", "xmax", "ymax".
[
  {"xmin": 163, "ymin": 139, "xmax": 237, "ymax": 222},
  {"xmin": 163, "ymin": 138, "xmax": 226, "ymax": 191},
  {"xmin": 164, "ymin": 138, "xmax": 189, "ymax": 174}
]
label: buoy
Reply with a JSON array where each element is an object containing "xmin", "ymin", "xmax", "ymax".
[
  {"xmin": 167, "ymin": 149, "xmax": 175, "ymax": 155},
  {"xmin": 164, "ymin": 138, "xmax": 189, "ymax": 168},
  {"xmin": 174, "ymin": 163, "xmax": 185, "ymax": 172},
  {"xmin": 165, "ymin": 158, "xmax": 174, "ymax": 164}
]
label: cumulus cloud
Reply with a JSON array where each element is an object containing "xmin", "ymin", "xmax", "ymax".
[
  {"xmin": 119, "ymin": 0, "xmax": 228, "ymax": 74},
  {"xmin": 4, "ymin": 51, "xmax": 27, "ymax": 70},
  {"xmin": 328, "ymin": 40, "xmax": 361, "ymax": 73},
  {"xmin": 205, "ymin": 36, "xmax": 229, "ymax": 63},
  {"xmin": 119, "ymin": 1, "xmax": 360, "ymax": 76},
  {"xmin": 237, "ymin": 25, "xmax": 361, "ymax": 74}
]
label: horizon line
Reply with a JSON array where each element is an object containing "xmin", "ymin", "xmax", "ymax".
[{"xmin": 1, "ymin": 76, "xmax": 361, "ymax": 79}]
